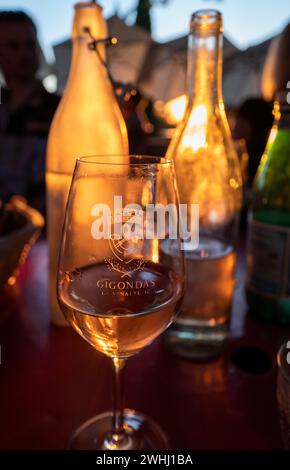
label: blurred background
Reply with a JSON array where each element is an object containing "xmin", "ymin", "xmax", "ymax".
[
  {"xmin": 1, "ymin": 0, "xmax": 289, "ymax": 103},
  {"xmin": 0, "ymin": 0, "xmax": 289, "ymax": 214}
]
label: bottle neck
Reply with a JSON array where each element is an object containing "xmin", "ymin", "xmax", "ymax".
[
  {"xmin": 277, "ymin": 105, "xmax": 290, "ymax": 131},
  {"xmin": 73, "ymin": 2, "xmax": 107, "ymax": 40},
  {"xmin": 69, "ymin": 36, "xmax": 107, "ymax": 80},
  {"xmin": 66, "ymin": 3, "xmax": 108, "ymax": 90},
  {"xmin": 187, "ymin": 28, "xmax": 223, "ymax": 108}
]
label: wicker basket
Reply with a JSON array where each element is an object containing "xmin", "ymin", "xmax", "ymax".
[{"xmin": 0, "ymin": 197, "xmax": 44, "ymax": 287}]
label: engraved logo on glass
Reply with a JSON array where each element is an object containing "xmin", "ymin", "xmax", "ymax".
[{"xmin": 105, "ymin": 207, "xmax": 145, "ymax": 279}]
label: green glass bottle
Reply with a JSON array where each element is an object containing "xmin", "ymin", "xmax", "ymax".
[{"xmin": 246, "ymin": 93, "xmax": 290, "ymax": 323}]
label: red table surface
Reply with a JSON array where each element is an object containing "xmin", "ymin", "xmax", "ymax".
[{"xmin": 0, "ymin": 240, "xmax": 288, "ymax": 450}]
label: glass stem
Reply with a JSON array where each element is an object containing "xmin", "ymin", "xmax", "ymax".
[{"xmin": 111, "ymin": 357, "xmax": 127, "ymax": 444}]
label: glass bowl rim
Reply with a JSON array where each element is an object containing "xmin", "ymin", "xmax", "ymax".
[{"xmin": 77, "ymin": 155, "xmax": 173, "ymax": 166}]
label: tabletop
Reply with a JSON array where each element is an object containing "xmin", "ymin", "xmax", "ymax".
[{"xmin": 0, "ymin": 239, "xmax": 288, "ymax": 450}]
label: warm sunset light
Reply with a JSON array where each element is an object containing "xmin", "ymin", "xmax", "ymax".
[
  {"xmin": 180, "ymin": 104, "xmax": 207, "ymax": 151},
  {"xmin": 162, "ymin": 94, "xmax": 187, "ymax": 125}
]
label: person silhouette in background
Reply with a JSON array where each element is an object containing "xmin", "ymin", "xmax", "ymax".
[
  {"xmin": 0, "ymin": 11, "xmax": 60, "ymax": 215},
  {"xmin": 233, "ymin": 98, "xmax": 274, "ymax": 186}
]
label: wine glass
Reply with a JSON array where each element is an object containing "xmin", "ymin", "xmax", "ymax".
[{"xmin": 57, "ymin": 155, "xmax": 185, "ymax": 450}]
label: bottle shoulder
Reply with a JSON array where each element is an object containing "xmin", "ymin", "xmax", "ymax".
[
  {"xmin": 254, "ymin": 130, "xmax": 290, "ymax": 190},
  {"xmin": 46, "ymin": 92, "xmax": 128, "ymax": 173},
  {"xmin": 167, "ymin": 107, "xmax": 240, "ymax": 171},
  {"xmin": 253, "ymin": 130, "xmax": 290, "ymax": 214}
]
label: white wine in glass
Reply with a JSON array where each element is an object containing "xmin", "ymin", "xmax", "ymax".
[{"xmin": 57, "ymin": 155, "xmax": 185, "ymax": 450}]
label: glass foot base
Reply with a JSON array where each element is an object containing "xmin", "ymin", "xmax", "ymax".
[
  {"xmin": 68, "ymin": 408, "xmax": 169, "ymax": 450},
  {"xmin": 164, "ymin": 323, "xmax": 228, "ymax": 360}
]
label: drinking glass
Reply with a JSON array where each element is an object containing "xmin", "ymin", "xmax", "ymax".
[{"xmin": 57, "ymin": 155, "xmax": 185, "ymax": 449}]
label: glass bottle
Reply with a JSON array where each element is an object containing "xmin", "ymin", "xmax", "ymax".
[
  {"xmin": 164, "ymin": 10, "xmax": 242, "ymax": 359},
  {"xmin": 46, "ymin": 1, "xmax": 128, "ymax": 325},
  {"xmin": 246, "ymin": 93, "xmax": 290, "ymax": 323}
]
